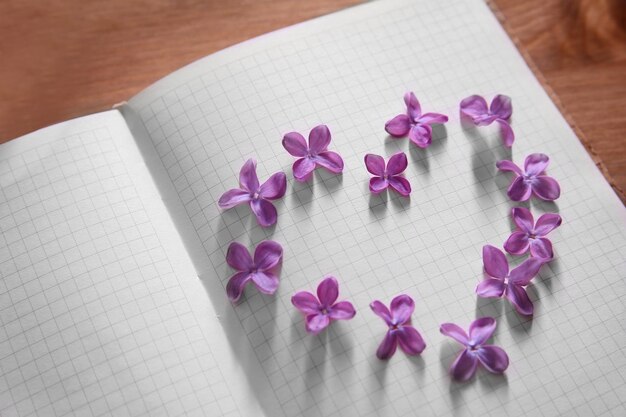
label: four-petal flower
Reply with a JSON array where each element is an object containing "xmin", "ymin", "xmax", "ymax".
[
  {"xmin": 218, "ymin": 159, "xmax": 287, "ymax": 227},
  {"xmin": 226, "ymin": 240, "xmax": 283, "ymax": 303},
  {"xmin": 460, "ymin": 94, "xmax": 515, "ymax": 147},
  {"xmin": 364, "ymin": 152, "xmax": 411, "ymax": 196},
  {"xmin": 370, "ymin": 295, "xmax": 426, "ymax": 359},
  {"xmin": 291, "ymin": 276, "xmax": 356, "ymax": 334},
  {"xmin": 440, "ymin": 317, "xmax": 509, "ymax": 381},
  {"xmin": 282, "ymin": 125, "xmax": 344, "ymax": 181},
  {"xmin": 496, "ymin": 153, "xmax": 561, "ymax": 201},
  {"xmin": 385, "ymin": 92, "xmax": 448, "ymax": 148},
  {"xmin": 504, "ymin": 207, "xmax": 562, "ymax": 259}
]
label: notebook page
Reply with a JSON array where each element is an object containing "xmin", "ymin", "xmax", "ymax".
[
  {"xmin": 0, "ymin": 111, "xmax": 263, "ymax": 417},
  {"xmin": 127, "ymin": 0, "xmax": 626, "ymax": 416}
]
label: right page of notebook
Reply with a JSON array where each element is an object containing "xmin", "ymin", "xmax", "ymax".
[{"xmin": 128, "ymin": 0, "xmax": 626, "ymax": 415}]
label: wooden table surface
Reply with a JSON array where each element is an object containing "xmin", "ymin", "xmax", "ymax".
[{"xmin": 1, "ymin": 0, "xmax": 625, "ymax": 201}]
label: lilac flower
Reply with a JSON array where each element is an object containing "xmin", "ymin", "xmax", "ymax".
[
  {"xmin": 460, "ymin": 94, "xmax": 515, "ymax": 147},
  {"xmin": 225, "ymin": 240, "xmax": 282, "ymax": 303},
  {"xmin": 476, "ymin": 245, "xmax": 544, "ymax": 316},
  {"xmin": 282, "ymin": 125, "xmax": 344, "ymax": 181},
  {"xmin": 370, "ymin": 295, "xmax": 426, "ymax": 359},
  {"xmin": 496, "ymin": 153, "xmax": 561, "ymax": 201},
  {"xmin": 364, "ymin": 152, "xmax": 411, "ymax": 196},
  {"xmin": 385, "ymin": 92, "xmax": 449, "ymax": 148},
  {"xmin": 218, "ymin": 159, "xmax": 287, "ymax": 227},
  {"xmin": 291, "ymin": 277, "xmax": 356, "ymax": 334},
  {"xmin": 504, "ymin": 207, "xmax": 562, "ymax": 259},
  {"xmin": 440, "ymin": 317, "xmax": 509, "ymax": 382}
]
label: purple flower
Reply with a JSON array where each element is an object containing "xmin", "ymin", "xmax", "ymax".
[
  {"xmin": 476, "ymin": 245, "xmax": 544, "ymax": 316},
  {"xmin": 385, "ymin": 92, "xmax": 448, "ymax": 148},
  {"xmin": 440, "ymin": 317, "xmax": 509, "ymax": 382},
  {"xmin": 291, "ymin": 276, "xmax": 356, "ymax": 334},
  {"xmin": 460, "ymin": 94, "xmax": 515, "ymax": 147},
  {"xmin": 225, "ymin": 240, "xmax": 282, "ymax": 303},
  {"xmin": 218, "ymin": 159, "xmax": 287, "ymax": 227},
  {"xmin": 504, "ymin": 207, "xmax": 562, "ymax": 259},
  {"xmin": 496, "ymin": 153, "xmax": 561, "ymax": 201},
  {"xmin": 370, "ymin": 295, "xmax": 426, "ymax": 359},
  {"xmin": 364, "ymin": 152, "xmax": 411, "ymax": 196},
  {"xmin": 282, "ymin": 125, "xmax": 344, "ymax": 181}
]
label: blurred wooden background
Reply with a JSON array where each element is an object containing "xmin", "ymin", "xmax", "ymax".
[{"xmin": 1, "ymin": 0, "xmax": 624, "ymax": 199}]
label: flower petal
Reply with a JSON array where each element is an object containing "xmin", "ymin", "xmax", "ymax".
[
  {"xmin": 291, "ymin": 291, "xmax": 321, "ymax": 315},
  {"xmin": 469, "ymin": 317, "xmax": 496, "ymax": 345},
  {"xmin": 390, "ymin": 294, "xmax": 414, "ymax": 325},
  {"xmin": 504, "ymin": 231, "xmax": 530, "ymax": 255},
  {"xmin": 250, "ymin": 271, "xmax": 279, "ymax": 295},
  {"xmin": 532, "ymin": 176, "xmax": 561, "ymax": 201},
  {"xmin": 534, "ymin": 213, "xmax": 562, "ymax": 236},
  {"xmin": 496, "ymin": 159, "xmax": 523, "ymax": 176},
  {"xmin": 314, "ymin": 151, "xmax": 344, "ymax": 174},
  {"xmin": 440, "ymin": 323, "xmax": 469, "ymax": 345},
  {"xmin": 239, "ymin": 159, "xmax": 259, "ymax": 192},
  {"xmin": 370, "ymin": 300, "xmax": 393, "ymax": 326},
  {"xmin": 476, "ymin": 345, "xmax": 509, "ymax": 374},
  {"xmin": 259, "ymin": 172, "xmax": 287, "ymax": 199},
  {"xmin": 505, "ymin": 284, "xmax": 534, "ymax": 316},
  {"xmin": 253, "ymin": 240, "xmax": 283, "ymax": 270},
  {"xmin": 226, "ymin": 242, "xmax": 253, "ymax": 271},
  {"xmin": 512, "ymin": 207, "xmax": 534, "ymax": 233},
  {"xmin": 308, "ymin": 124, "xmax": 331, "ymax": 154},
  {"xmin": 460, "ymin": 95, "xmax": 489, "ymax": 122},
  {"xmin": 218, "ymin": 189, "xmax": 251, "ymax": 209},
  {"xmin": 306, "ymin": 313, "xmax": 330, "ymax": 334},
  {"xmin": 482, "ymin": 245, "xmax": 509, "ymax": 279},
  {"xmin": 450, "ymin": 349, "xmax": 478, "ymax": 382},
  {"xmin": 226, "ymin": 272, "xmax": 251, "ymax": 303},
  {"xmin": 364, "ymin": 154, "xmax": 385, "ymax": 176},
  {"xmin": 317, "ymin": 276, "xmax": 339, "ymax": 307},
  {"xmin": 530, "ymin": 238, "xmax": 554, "ymax": 260},
  {"xmin": 524, "ymin": 153, "xmax": 550, "ymax": 176},
  {"xmin": 282, "ymin": 132, "xmax": 308, "ymax": 157},
  {"xmin": 293, "ymin": 157, "xmax": 316, "ymax": 181},
  {"xmin": 508, "ymin": 176, "xmax": 532, "ymax": 201},
  {"xmin": 385, "ymin": 114, "xmax": 411, "ymax": 137},
  {"xmin": 508, "ymin": 257, "xmax": 544, "ymax": 285},
  {"xmin": 408, "ymin": 124, "xmax": 433, "ymax": 148},
  {"xmin": 386, "ymin": 152, "xmax": 408, "ymax": 176},
  {"xmin": 250, "ymin": 198, "xmax": 278, "ymax": 227},
  {"xmin": 376, "ymin": 330, "xmax": 398, "ymax": 360},
  {"xmin": 417, "ymin": 112, "xmax": 448, "ymax": 125},
  {"xmin": 495, "ymin": 119, "xmax": 515, "ymax": 147},
  {"xmin": 388, "ymin": 177, "xmax": 411, "ymax": 196},
  {"xmin": 404, "ymin": 92, "xmax": 422, "ymax": 120},
  {"xmin": 369, "ymin": 177, "xmax": 388, "ymax": 194},
  {"xmin": 476, "ymin": 278, "xmax": 506, "ymax": 298},
  {"xmin": 489, "ymin": 95, "xmax": 512, "ymax": 120},
  {"xmin": 396, "ymin": 326, "xmax": 426, "ymax": 355},
  {"xmin": 328, "ymin": 301, "xmax": 356, "ymax": 320}
]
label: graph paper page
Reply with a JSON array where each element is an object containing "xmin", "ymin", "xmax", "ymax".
[
  {"xmin": 0, "ymin": 111, "xmax": 265, "ymax": 417},
  {"xmin": 127, "ymin": 0, "xmax": 626, "ymax": 415}
]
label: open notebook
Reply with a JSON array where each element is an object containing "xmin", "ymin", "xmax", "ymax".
[{"xmin": 1, "ymin": 0, "xmax": 625, "ymax": 416}]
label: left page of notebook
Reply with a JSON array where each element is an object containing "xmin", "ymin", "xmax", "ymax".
[{"xmin": 0, "ymin": 111, "xmax": 271, "ymax": 417}]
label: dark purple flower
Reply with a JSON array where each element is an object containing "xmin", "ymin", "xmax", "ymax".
[
  {"xmin": 291, "ymin": 276, "xmax": 356, "ymax": 334},
  {"xmin": 370, "ymin": 295, "xmax": 426, "ymax": 360},
  {"xmin": 364, "ymin": 152, "xmax": 411, "ymax": 196},
  {"xmin": 476, "ymin": 245, "xmax": 544, "ymax": 316},
  {"xmin": 225, "ymin": 240, "xmax": 282, "ymax": 303},
  {"xmin": 440, "ymin": 317, "xmax": 509, "ymax": 382},
  {"xmin": 218, "ymin": 159, "xmax": 287, "ymax": 227},
  {"xmin": 460, "ymin": 94, "xmax": 515, "ymax": 147},
  {"xmin": 496, "ymin": 153, "xmax": 561, "ymax": 201},
  {"xmin": 282, "ymin": 125, "xmax": 344, "ymax": 181},
  {"xmin": 385, "ymin": 92, "xmax": 448, "ymax": 148},
  {"xmin": 504, "ymin": 207, "xmax": 562, "ymax": 259}
]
